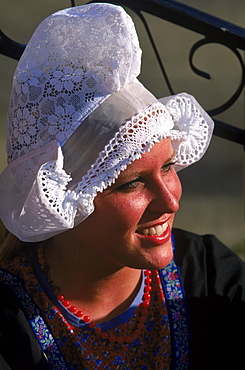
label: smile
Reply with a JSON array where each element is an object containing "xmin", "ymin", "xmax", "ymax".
[
  {"xmin": 140, "ymin": 222, "xmax": 168, "ymax": 236},
  {"xmin": 136, "ymin": 220, "xmax": 171, "ymax": 246}
]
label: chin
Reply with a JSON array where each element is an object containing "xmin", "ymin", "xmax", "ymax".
[
  {"xmin": 148, "ymin": 239, "xmax": 174, "ymax": 270},
  {"xmin": 131, "ymin": 242, "xmax": 174, "ymax": 271},
  {"xmin": 149, "ymin": 251, "xmax": 173, "ymax": 271}
]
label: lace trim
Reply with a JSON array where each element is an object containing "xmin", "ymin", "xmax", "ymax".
[
  {"xmin": 38, "ymin": 102, "xmax": 177, "ymax": 226},
  {"xmin": 165, "ymin": 94, "xmax": 212, "ymax": 166},
  {"xmin": 0, "ymin": 93, "xmax": 214, "ymax": 242},
  {"xmin": 7, "ymin": 3, "xmax": 141, "ymax": 163}
]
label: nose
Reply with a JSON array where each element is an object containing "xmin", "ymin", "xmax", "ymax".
[{"xmin": 147, "ymin": 173, "xmax": 182, "ymax": 214}]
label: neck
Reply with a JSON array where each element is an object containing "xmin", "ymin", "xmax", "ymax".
[{"xmin": 42, "ymin": 239, "xmax": 142, "ymax": 323}]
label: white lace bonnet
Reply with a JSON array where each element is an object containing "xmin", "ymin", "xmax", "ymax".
[{"xmin": 0, "ymin": 3, "xmax": 214, "ymax": 242}]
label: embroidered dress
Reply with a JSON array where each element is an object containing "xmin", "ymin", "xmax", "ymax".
[
  {"xmin": 0, "ymin": 244, "xmax": 190, "ymax": 369},
  {"xmin": 1, "ymin": 229, "xmax": 245, "ymax": 370}
]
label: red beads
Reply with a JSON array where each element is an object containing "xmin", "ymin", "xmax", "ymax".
[
  {"xmin": 37, "ymin": 244, "xmax": 158, "ymax": 346},
  {"xmin": 109, "ymin": 335, "xmax": 116, "ymax": 343},
  {"xmin": 75, "ymin": 311, "xmax": 84, "ymax": 318},
  {"xmin": 57, "ymin": 269, "xmax": 155, "ymax": 344},
  {"xmin": 144, "ymin": 285, "xmax": 152, "ymax": 293},
  {"xmin": 69, "ymin": 306, "xmax": 77, "ymax": 314},
  {"xmin": 95, "ymin": 327, "xmax": 102, "ymax": 334},
  {"xmin": 142, "ymin": 300, "xmax": 150, "ymax": 308},
  {"xmin": 117, "ymin": 337, "xmax": 124, "ymax": 344},
  {"xmin": 101, "ymin": 332, "xmax": 109, "ymax": 339},
  {"xmin": 63, "ymin": 300, "xmax": 70, "ymax": 307},
  {"xmin": 141, "ymin": 270, "xmax": 151, "ymax": 310},
  {"xmin": 145, "ymin": 277, "xmax": 152, "ymax": 284},
  {"xmin": 143, "ymin": 292, "xmax": 151, "ymax": 300}
]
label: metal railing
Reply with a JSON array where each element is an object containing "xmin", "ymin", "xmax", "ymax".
[{"xmin": 1, "ymin": 0, "xmax": 244, "ymax": 147}]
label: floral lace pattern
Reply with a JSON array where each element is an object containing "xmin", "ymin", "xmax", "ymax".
[{"xmin": 7, "ymin": 3, "xmax": 141, "ymax": 164}]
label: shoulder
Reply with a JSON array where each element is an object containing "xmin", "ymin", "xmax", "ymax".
[
  {"xmin": 172, "ymin": 228, "xmax": 245, "ymax": 369},
  {"xmin": 172, "ymin": 227, "xmax": 245, "ymax": 299},
  {"xmin": 173, "ymin": 226, "xmax": 242, "ymax": 263},
  {"xmin": 0, "ymin": 273, "xmax": 49, "ymax": 369}
]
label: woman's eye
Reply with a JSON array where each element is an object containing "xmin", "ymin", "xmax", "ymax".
[
  {"xmin": 162, "ymin": 161, "xmax": 177, "ymax": 173},
  {"xmin": 119, "ymin": 178, "xmax": 142, "ymax": 190},
  {"xmin": 116, "ymin": 161, "xmax": 177, "ymax": 192}
]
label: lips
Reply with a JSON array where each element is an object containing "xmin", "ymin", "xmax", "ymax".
[{"xmin": 136, "ymin": 218, "xmax": 172, "ymax": 245}]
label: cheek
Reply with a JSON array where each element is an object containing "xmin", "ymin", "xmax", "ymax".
[
  {"xmin": 169, "ymin": 171, "xmax": 182, "ymax": 201},
  {"xmin": 96, "ymin": 195, "xmax": 149, "ymax": 230},
  {"xmin": 175, "ymin": 174, "xmax": 182, "ymax": 200},
  {"xmin": 118, "ymin": 198, "xmax": 147, "ymax": 224}
]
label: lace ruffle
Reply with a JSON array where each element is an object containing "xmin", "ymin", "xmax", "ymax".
[{"xmin": 0, "ymin": 94, "xmax": 213, "ymax": 241}]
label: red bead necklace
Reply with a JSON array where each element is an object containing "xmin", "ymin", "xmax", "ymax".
[{"xmin": 37, "ymin": 245, "xmax": 156, "ymax": 344}]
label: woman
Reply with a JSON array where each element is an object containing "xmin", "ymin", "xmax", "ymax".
[{"xmin": 0, "ymin": 3, "xmax": 244, "ymax": 369}]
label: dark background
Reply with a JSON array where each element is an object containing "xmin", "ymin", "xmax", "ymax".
[{"xmin": 0, "ymin": 0, "xmax": 244, "ymax": 259}]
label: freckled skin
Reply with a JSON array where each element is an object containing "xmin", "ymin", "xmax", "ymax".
[{"xmin": 71, "ymin": 138, "xmax": 182, "ymax": 271}]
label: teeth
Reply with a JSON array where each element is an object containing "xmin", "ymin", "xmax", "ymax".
[
  {"xmin": 141, "ymin": 223, "xmax": 168, "ymax": 236},
  {"xmin": 149, "ymin": 227, "xmax": 156, "ymax": 235}
]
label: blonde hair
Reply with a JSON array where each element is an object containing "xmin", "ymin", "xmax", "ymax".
[{"xmin": 0, "ymin": 219, "xmax": 26, "ymax": 263}]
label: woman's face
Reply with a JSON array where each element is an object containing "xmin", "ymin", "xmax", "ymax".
[{"xmin": 75, "ymin": 138, "xmax": 182, "ymax": 271}]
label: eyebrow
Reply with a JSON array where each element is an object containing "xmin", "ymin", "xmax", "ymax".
[
  {"xmin": 165, "ymin": 150, "xmax": 175, "ymax": 163},
  {"xmin": 116, "ymin": 150, "xmax": 176, "ymax": 182}
]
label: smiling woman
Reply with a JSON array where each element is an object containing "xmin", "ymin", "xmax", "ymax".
[
  {"xmin": 53, "ymin": 139, "xmax": 181, "ymax": 278},
  {"xmin": 0, "ymin": 3, "xmax": 244, "ymax": 370}
]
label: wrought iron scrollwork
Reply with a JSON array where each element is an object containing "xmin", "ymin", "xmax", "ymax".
[
  {"xmin": 88, "ymin": 0, "xmax": 245, "ymax": 147},
  {"xmin": 189, "ymin": 38, "xmax": 245, "ymax": 117},
  {"xmin": 1, "ymin": 0, "xmax": 244, "ymax": 146},
  {"xmin": 0, "ymin": 29, "xmax": 25, "ymax": 60}
]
